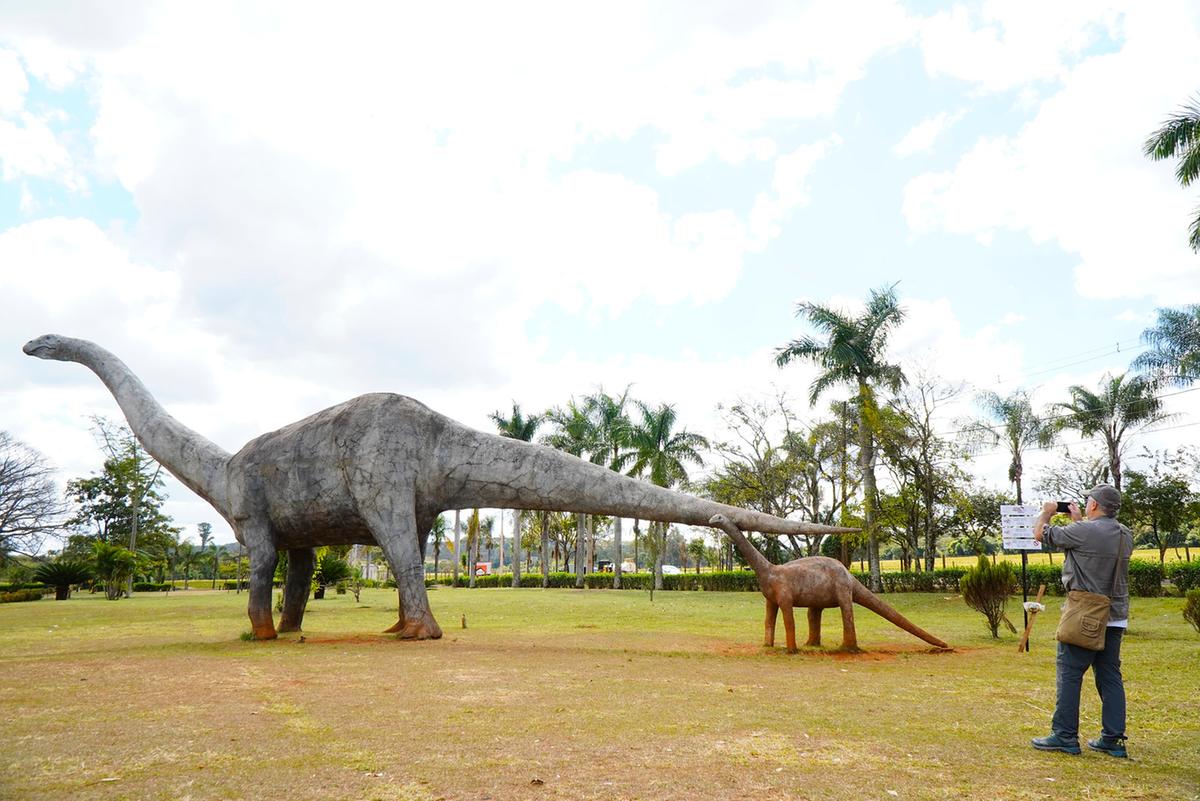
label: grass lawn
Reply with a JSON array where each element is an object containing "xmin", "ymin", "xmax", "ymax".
[{"xmin": 1, "ymin": 587, "xmax": 1197, "ymax": 801}]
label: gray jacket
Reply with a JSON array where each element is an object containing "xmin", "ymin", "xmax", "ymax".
[{"xmin": 1044, "ymin": 516, "xmax": 1134, "ymax": 621}]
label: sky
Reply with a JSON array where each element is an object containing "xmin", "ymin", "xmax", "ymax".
[{"xmin": 2, "ymin": 1, "xmax": 1199, "ymax": 549}]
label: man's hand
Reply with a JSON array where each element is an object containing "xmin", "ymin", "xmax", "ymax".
[
  {"xmin": 1042, "ymin": 501, "xmax": 1058, "ymax": 516},
  {"xmin": 1067, "ymin": 501, "xmax": 1082, "ymax": 522},
  {"xmin": 1034, "ymin": 501, "xmax": 1056, "ymax": 543}
]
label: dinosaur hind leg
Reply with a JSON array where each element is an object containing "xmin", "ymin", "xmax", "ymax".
[
  {"xmin": 385, "ymin": 511, "xmax": 436, "ymax": 634},
  {"xmin": 837, "ymin": 587, "xmax": 860, "ymax": 652},
  {"xmin": 763, "ymin": 598, "xmax": 778, "ymax": 647},
  {"xmin": 278, "ymin": 547, "xmax": 315, "ymax": 633},
  {"xmin": 365, "ymin": 504, "xmax": 442, "ymax": 640},
  {"xmin": 805, "ymin": 607, "xmax": 823, "ymax": 647}
]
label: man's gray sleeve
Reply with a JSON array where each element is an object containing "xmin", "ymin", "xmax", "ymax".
[{"xmin": 1044, "ymin": 522, "xmax": 1089, "ymax": 550}]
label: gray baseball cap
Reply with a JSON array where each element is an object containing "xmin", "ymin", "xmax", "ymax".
[{"xmin": 1087, "ymin": 483, "xmax": 1121, "ymax": 512}]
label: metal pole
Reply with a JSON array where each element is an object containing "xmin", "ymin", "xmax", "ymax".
[{"xmin": 1021, "ymin": 551, "xmax": 1029, "ymax": 652}]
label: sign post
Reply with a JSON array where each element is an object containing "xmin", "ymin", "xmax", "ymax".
[{"xmin": 1000, "ymin": 504, "xmax": 1044, "ymax": 652}]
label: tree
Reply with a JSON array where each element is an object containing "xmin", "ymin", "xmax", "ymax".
[
  {"xmin": 963, "ymin": 390, "xmax": 1054, "ymax": 505},
  {"xmin": 1134, "ymin": 304, "xmax": 1200, "ymax": 386},
  {"xmin": 1143, "ymin": 95, "xmax": 1200, "ymax": 251},
  {"xmin": 946, "ymin": 488, "xmax": 1008, "ymax": 559},
  {"xmin": 33, "ymin": 559, "xmax": 93, "ymax": 600},
  {"xmin": 0, "ymin": 432, "xmax": 68, "ymax": 563},
  {"xmin": 174, "ymin": 540, "xmax": 199, "ymax": 589},
  {"xmin": 489, "ymin": 402, "xmax": 544, "ymax": 587},
  {"xmin": 312, "ymin": 550, "xmax": 352, "ymax": 599},
  {"xmin": 1054, "ymin": 373, "xmax": 1170, "ymax": 490},
  {"xmin": 584, "ymin": 388, "xmax": 633, "ymax": 588},
  {"xmin": 1122, "ymin": 450, "xmax": 1195, "ymax": 564},
  {"xmin": 543, "ymin": 399, "xmax": 596, "ymax": 588},
  {"xmin": 429, "ymin": 514, "xmax": 447, "ymax": 580},
  {"xmin": 466, "ymin": 509, "xmax": 481, "ymax": 588},
  {"xmin": 93, "ymin": 540, "xmax": 136, "ymax": 600},
  {"xmin": 197, "ymin": 522, "xmax": 213, "ymax": 551},
  {"xmin": 961, "ymin": 555, "xmax": 1018, "ymax": 638},
  {"xmin": 775, "ymin": 284, "xmax": 907, "ymax": 591},
  {"xmin": 621, "ymin": 401, "xmax": 708, "ymax": 590}
]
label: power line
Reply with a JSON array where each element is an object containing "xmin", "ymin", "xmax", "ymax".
[{"xmin": 964, "ymin": 419, "xmax": 1200, "ymax": 461}]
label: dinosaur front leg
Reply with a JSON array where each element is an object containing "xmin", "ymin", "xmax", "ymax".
[
  {"xmin": 763, "ymin": 598, "xmax": 779, "ymax": 647},
  {"xmin": 780, "ymin": 602, "xmax": 798, "ymax": 654},
  {"xmin": 837, "ymin": 588, "xmax": 860, "ymax": 652},
  {"xmin": 278, "ymin": 547, "xmax": 315, "ymax": 633},
  {"xmin": 241, "ymin": 523, "xmax": 278, "ymax": 640},
  {"xmin": 805, "ymin": 607, "xmax": 823, "ymax": 647}
]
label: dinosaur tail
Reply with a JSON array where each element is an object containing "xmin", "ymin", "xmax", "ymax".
[{"xmin": 851, "ymin": 581, "xmax": 949, "ymax": 649}]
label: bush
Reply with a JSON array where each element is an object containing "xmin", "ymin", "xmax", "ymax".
[
  {"xmin": 1184, "ymin": 589, "xmax": 1200, "ymax": 634},
  {"xmin": 133, "ymin": 582, "xmax": 172, "ymax": 592},
  {"xmin": 961, "ymin": 556, "xmax": 1018, "ymax": 638},
  {"xmin": 0, "ymin": 589, "xmax": 46, "ymax": 603},
  {"xmin": 1127, "ymin": 560, "xmax": 1164, "ymax": 598},
  {"xmin": 1167, "ymin": 560, "xmax": 1200, "ymax": 594},
  {"xmin": 0, "ymin": 582, "xmax": 50, "ymax": 593}
]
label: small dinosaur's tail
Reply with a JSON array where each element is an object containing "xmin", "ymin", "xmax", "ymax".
[{"xmin": 851, "ymin": 582, "xmax": 950, "ymax": 649}]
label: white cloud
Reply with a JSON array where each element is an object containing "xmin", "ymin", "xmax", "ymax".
[
  {"xmin": 893, "ymin": 109, "xmax": 966, "ymax": 157},
  {"xmin": 0, "ymin": 48, "xmax": 27, "ymax": 114},
  {"xmin": 918, "ymin": 1, "xmax": 1125, "ymax": 92},
  {"xmin": 903, "ymin": 3, "xmax": 1200, "ymax": 303}
]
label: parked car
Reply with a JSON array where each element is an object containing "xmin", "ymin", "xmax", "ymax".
[
  {"xmin": 660, "ymin": 565, "xmax": 682, "ymax": 575},
  {"xmin": 596, "ymin": 560, "xmax": 613, "ymax": 573}
]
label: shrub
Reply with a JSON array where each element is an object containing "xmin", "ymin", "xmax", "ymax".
[
  {"xmin": 1184, "ymin": 589, "xmax": 1200, "ymax": 634},
  {"xmin": 1167, "ymin": 560, "xmax": 1200, "ymax": 593},
  {"xmin": 0, "ymin": 589, "xmax": 46, "ymax": 603},
  {"xmin": 132, "ymin": 582, "xmax": 172, "ymax": 592},
  {"xmin": 1127, "ymin": 560, "xmax": 1164, "ymax": 598},
  {"xmin": 961, "ymin": 555, "xmax": 1018, "ymax": 638},
  {"xmin": 1023, "ymin": 564, "xmax": 1064, "ymax": 596}
]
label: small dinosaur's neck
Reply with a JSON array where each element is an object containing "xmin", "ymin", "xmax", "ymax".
[{"xmin": 710, "ymin": 517, "xmax": 773, "ymax": 581}]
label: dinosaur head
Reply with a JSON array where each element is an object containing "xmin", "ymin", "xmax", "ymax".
[{"xmin": 23, "ymin": 334, "xmax": 71, "ymax": 361}]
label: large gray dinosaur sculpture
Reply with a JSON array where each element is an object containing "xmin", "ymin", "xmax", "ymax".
[
  {"xmin": 710, "ymin": 514, "xmax": 949, "ymax": 652},
  {"xmin": 23, "ymin": 335, "xmax": 854, "ymax": 640}
]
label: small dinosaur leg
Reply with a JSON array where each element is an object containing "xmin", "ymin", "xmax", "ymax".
[
  {"xmin": 805, "ymin": 607, "xmax": 823, "ymax": 647},
  {"xmin": 278, "ymin": 547, "xmax": 315, "ymax": 633},
  {"xmin": 241, "ymin": 521, "xmax": 278, "ymax": 640},
  {"xmin": 837, "ymin": 587, "xmax": 860, "ymax": 652},
  {"xmin": 763, "ymin": 598, "xmax": 779, "ymax": 647},
  {"xmin": 780, "ymin": 602, "xmax": 798, "ymax": 654}
]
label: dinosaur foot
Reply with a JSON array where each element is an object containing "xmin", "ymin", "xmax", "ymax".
[
  {"xmin": 384, "ymin": 617, "xmax": 444, "ymax": 640},
  {"xmin": 252, "ymin": 625, "xmax": 278, "ymax": 641},
  {"xmin": 277, "ymin": 620, "xmax": 302, "ymax": 633},
  {"xmin": 836, "ymin": 644, "xmax": 862, "ymax": 654},
  {"xmin": 786, "ymin": 647, "xmax": 799, "ymax": 655}
]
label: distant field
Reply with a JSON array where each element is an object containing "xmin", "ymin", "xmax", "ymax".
[{"xmin": 1, "ymin": 587, "xmax": 1196, "ymax": 801}]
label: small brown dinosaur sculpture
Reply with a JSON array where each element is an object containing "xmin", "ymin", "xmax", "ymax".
[{"xmin": 709, "ymin": 514, "xmax": 949, "ymax": 652}]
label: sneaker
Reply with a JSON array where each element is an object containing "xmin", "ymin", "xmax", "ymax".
[
  {"xmin": 1031, "ymin": 734, "xmax": 1082, "ymax": 755},
  {"xmin": 1087, "ymin": 736, "xmax": 1128, "ymax": 758}
]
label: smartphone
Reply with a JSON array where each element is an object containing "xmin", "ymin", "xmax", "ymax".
[{"xmin": 1056, "ymin": 501, "xmax": 1072, "ymax": 514}]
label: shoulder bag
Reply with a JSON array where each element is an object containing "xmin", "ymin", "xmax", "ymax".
[{"xmin": 1055, "ymin": 542, "xmax": 1124, "ymax": 651}]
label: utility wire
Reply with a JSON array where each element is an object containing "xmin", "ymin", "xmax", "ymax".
[{"xmin": 964, "ymin": 419, "xmax": 1200, "ymax": 461}]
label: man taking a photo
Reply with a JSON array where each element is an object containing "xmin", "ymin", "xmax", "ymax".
[{"xmin": 1030, "ymin": 483, "xmax": 1133, "ymax": 758}]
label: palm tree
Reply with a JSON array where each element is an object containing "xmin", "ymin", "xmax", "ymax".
[
  {"xmin": 543, "ymin": 399, "xmax": 596, "ymax": 588},
  {"xmin": 584, "ymin": 387, "xmax": 632, "ymax": 588},
  {"xmin": 1054, "ymin": 373, "xmax": 1170, "ymax": 490},
  {"xmin": 33, "ymin": 559, "xmax": 93, "ymax": 600},
  {"xmin": 175, "ymin": 540, "xmax": 199, "ymax": 589},
  {"xmin": 962, "ymin": 390, "xmax": 1055, "ymax": 504},
  {"xmin": 775, "ymin": 284, "xmax": 906, "ymax": 591},
  {"xmin": 621, "ymin": 401, "xmax": 708, "ymax": 590},
  {"xmin": 489, "ymin": 402, "xmax": 544, "ymax": 587},
  {"xmin": 1143, "ymin": 95, "xmax": 1200, "ymax": 251},
  {"xmin": 1134, "ymin": 304, "xmax": 1200, "ymax": 386}
]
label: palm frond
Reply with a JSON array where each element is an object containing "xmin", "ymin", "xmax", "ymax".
[{"xmin": 1143, "ymin": 97, "xmax": 1200, "ymax": 160}]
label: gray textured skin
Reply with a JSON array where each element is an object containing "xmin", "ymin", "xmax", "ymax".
[
  {"xmin": 709, "ymin": 514, "xmax": 949, "ymax": 652},
  {"xmin": 23, "ymin": 335, "xmax": 855, "ymax": 640}
]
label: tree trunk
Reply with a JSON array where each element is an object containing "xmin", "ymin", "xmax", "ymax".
[
  {"xmin": 613, "ymin": 516, "xmax": 623, "ymax": 589},
  {"xmin": 1109, "ymin": 436, "xmax": 1122, "ymax": 491},
  {"xmin": 540, "ymin": 510, "xmax": 550, "ymax": 588},
  {"xmin": 574, "ymin": 513, "xmax": 585, "ymax": 588},
  {"xmin": 452, "ymin": 510, "xmax": 461, "ymax": 587},
  {"xmin": 858, "ymin": 387, "xmax": 882, "ymax": 592},
  {"xmin": 654, "ymin": 522, "xmax": 665, "ymax": 591},
  {"xmin": 511, "ymin": 509, "xmax": 522, "ymax": 588},
  {"xmin": 499, "ymin": 509, "xmax": 505, "ymax": 574},
  {"xmin": 633, "ymin": 519, "xmax": 640, "ymax": 568}
]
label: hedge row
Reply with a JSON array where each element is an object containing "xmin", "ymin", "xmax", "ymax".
[
  {"xmin": 0, "ymin": 583, "xmax": 50, "ymax": 593},
  {"xmin": 0, "ymin": 589, "xmax": 46, "ymax": 603},
  {"xmin": 133, "ymin": 582, "xmax": 174, "ymax": 592},
  {"xmin": 423, "ymin": 559, "xmax": 1182, "ymax": 597},
  {"xmin": 1167, "ymin": 560, "xmax": 1200, "ymax": 592}
]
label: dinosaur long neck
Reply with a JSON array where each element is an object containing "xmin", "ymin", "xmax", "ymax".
[
  {"xmin": 58, "ymin": 338, "xmax": 232, "ymax": 515},
  {"xmin": 447, "ymin": 431, "xmax": 849, "ymax": 543},
  {"xmin": 708, "ymin": 516, "xmax": 773, "ymax": 580}
]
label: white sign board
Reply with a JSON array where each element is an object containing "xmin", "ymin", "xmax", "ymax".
[{"xmin": 1000, "ymin": 504, "xmax": 1044, "ymax": 551}]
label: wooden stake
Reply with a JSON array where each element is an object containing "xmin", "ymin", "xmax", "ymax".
[{"xmin": 1017, "ymin": 584, "xmax": 1047, "ymax": 653}]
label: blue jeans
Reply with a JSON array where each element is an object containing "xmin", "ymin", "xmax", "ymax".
[{"xmin": 1051, "ymin": 627, "xmax": 1125, "ymax": 743}]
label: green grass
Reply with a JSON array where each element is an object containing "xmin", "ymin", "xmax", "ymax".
[
  {"xmin": 1, "ymin": 587, "xmax": 1197, "ymax": 801},
  {"xmin": 879, "ymin": 547, "xmax": 1189, "ymax": 571}
]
